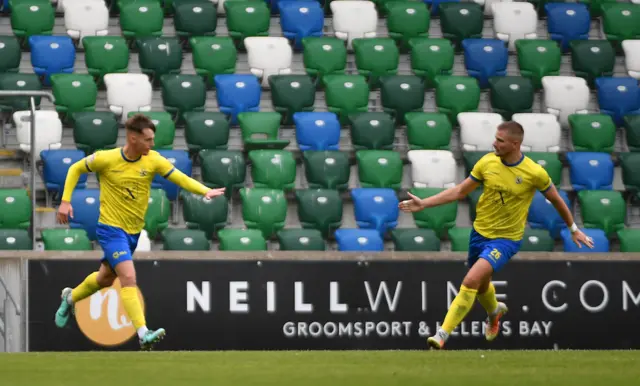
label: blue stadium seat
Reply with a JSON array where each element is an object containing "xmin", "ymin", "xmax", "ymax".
[
  {"xmin": 214, "ymin": 74, "xmax": 261, "ymax": 125},
  {"xmin": 565, "ymin": 152, "xmax": 614, "ymax": 191},
  {"xmin": 426, "ymin": 0, "xmax": 459, "ymax": 16},
  {"xmin": 334, "ymin": 228, "xmax": 384, "ymax": 252},
  {"xmin": 527, "ymin": 190, "xmax": 571, "ymax": 239},
  {"xmin": 152, "ymin": 150, "xmax": 193, "ymax": 201},
  {"xmin": 28, "ymin": 36, "xmax": 76, "ymax": 86},
  {"xmin": 279, "ymin": 1, "xmax": 324, "ymax": 50},
  {"xmin": 545, "ymin": 3, "xmax": 591, "ymax": 52},
  {"xmin": 293, "ymin": 112, "xmax": 340, "ymax": 151},
  {"xmin": 462, "ymin": 39, "xmax": 508, "ymax": 89},
  {"xmin": 595, "ymin": 77, "xmax": 640, "ymax": 127},
  {"xmin": 351, "ymin": 188, "xmax": 399, "ymax": 236},
  {"xmin": 561, "ymin": 228, "xmax": 609, "ymax": 252},
  {"xmin": 40, "ymin": 149, "xmax": 87, "ymax": 198},
  {"xmin": 69, "ymin": 188, "xmax": 100, "ymax": 240}
]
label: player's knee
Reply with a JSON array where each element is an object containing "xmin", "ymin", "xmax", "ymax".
[{"xmin": 97, "ymin": 274, "xmax": 116, "ymax": 288}]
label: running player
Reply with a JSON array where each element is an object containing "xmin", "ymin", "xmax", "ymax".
[
  {"xmin": 399, "ymin": 121, "xmax": 594, "ymax": 350},
  {"xmin": 54, "ymin": 114, "xmax": 225, "ymax": 350}
]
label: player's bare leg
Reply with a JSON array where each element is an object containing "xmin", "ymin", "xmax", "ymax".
[{"xmin": 477, "ymin": 276, "xmax": 508, "ymax": 342}]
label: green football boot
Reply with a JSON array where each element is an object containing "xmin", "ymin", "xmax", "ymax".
[
  {"xmin": 140, "ymin": 328, "xmax": 166, "ymax": 351},
  {"xmin": 54, "ymin": 287, "xmax": 74, "ymax": 328}
]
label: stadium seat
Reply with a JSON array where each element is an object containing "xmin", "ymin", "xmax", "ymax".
[
  {"xmin": 385, "ymin": 1, "xmax": 430, "ymax": 52},
  {"xmin": 527, "ymin": 190, "xmax": 571, "ymax": 239},
  {"xmin": 72, "ymin": 112, "xmax": 119, "ymax": 155},
  {"xmin": 526, "ymin": 152, "xmax": 563, "ymax": 186},
  {"xmin": 0, "ymin": 229, "xmax": 32, "ymax": 250},
  {"xmin": 516, "ymin": 39, "xmax": 561, "ymax": 89},
  {"xmin": 407, "ymin": 150, "xmax": 457, "ymax": 189},
  {"xmin": 68, "ymin": 188, "xmax": 100, "ymax": 240},
  {"xmin": 492, "ymin": 2, "xmax": 538, "ymax": 51},
  {"xmin": 14, "ymin": 110, "xmax": 62, "ymax": 160},
  {"xmin": 184, "ymin": 112, "xmax": 230, "ymax": 153},
  {"xmin": 616, "ymin": 228, "xmax": 640, "ymax": 252},
  {"xmin": 353, "ymin": 38, "xmax": 399, "ymax": 88},
  {"xmin": 565, "ymin": 152, "xmax": 614, "ymax": 191},
  {"xmin": 119, "ymin": 0, "xmax": 164, "ymax": 39},
  {"xmin": 467, "ymin": 188, "xmax": 482, "ymax": 222},
  {"xmin": 519, "ymin": 228, "xmax": 555, "ymax": 252},
  {"xmin": 541, "ymin": 76, "xmax": 590, "ymax": 128},
  {"xmin": 248, "ymin": 149, "xmax": 297, "ymax": 190},
  {"xmin": 41, "ymin": 228, "xmax": 92, "ymax": 251},
  {"xmin": 349, "ymin": 112, "xmax": 395, "ymax": 150},
  {"xmin": 28, "ymin": 36, "xmax": 75, "ymax": 86},
  {"xmin": 622, "ymin": 40, "xmax": 640, "ymax": 79},
  {"xmin": 302, "ymin": 150, "xmax": 351, "ymax": 190},
  {"xmin": 82, "ymin": 36, "xmax": 129, "ymax": 82},
  {"xmin": 218, "ymin": 228, "xmax": 267, "ymax": 251},
  {"xmin": 301, "ymin": 37, "xmax": 347, "ymax": 86},
  {"xmin": 0, "ymin": 189, "xmax": 31, "ymax": 229},
  {"xmin": 619, "ymin": 152, "xmax": 640, "ymax": 192},
  {"xmin": 473, "ymin": 0, "xmax": 513, "ymax": 17},
  {"xmin": 625, "ymin": 115, "xmax": 640, "ymax": 152},
  {"xmin": 151, "ymin": 150, "xmax": 192, "ymax": 201},
  {"xmin": 380, "ymin": 75, "xmax": 425, "ymax": 125},
  {"xmin": 408, "ymin": 38, "xmax": 454, "ymax": 88},
  {"xmin": 448, "ymin": 227, "xmax": 472, "ymax": 251},
  {"xmin": 405, "ymin": 112, "xmax": 452, "ymax": 150},
  {"xmin": 199, "ymin": 150, "xmax": 246, "ymax": 196},
  {"xmin": 0, "ymin": 35, "xmax": 21, "ymax": 73},
  {"xmin": 561, "ymin": 228, "xmax": 609, "ymax": 252},
  {"xmin": 439, "ymin": 2, "xmax": 483, "ymax": 50},
  {"xmin": 240, "ymin": 188, "xmax": 287, "ymax": 239},
  {"xmin": 50, "ymin": 74, "xmax": 97, "ymax": 118},
  {"xmin": 570, "ymin": 40, "xmax": 616, "ymax": 87},
  {"xmin": 391, "ymin": 228, "xmax": 440, "ymax": 251},
  {"xmin": 0, "ymin": 73, "xmax": 42, "ymax": 112},
  {"xmin": 293, "ymin": 112, "xmax": 340, "ymax": 151},
  {"xmin": 569, "ymin": 114, "xmax": 616, "ymax": 153},
  {"xmin": 462, "ymin": 151, "xmax": 488, "ymax": 177},
  {"xmin": 513, "ymin": 113, "xmax": 561, "ymax": 152},
  {"xmin": 434, "ymin": 75, "xmax": 481, "ymax": 125},
  {"xmin": 174, "ymin": 1, "xmax": 217, "ymax": 38},
  {"xmin": 161, "ymin": 74, "xmax": 207, "ymax": 121},
  {"xmin": 462, "ymin": 39, "xmax": 508, "ymax": 89},
  {"xmin": 578, "ymin": 190, "xmax": 626, "ymax": 237},
  {"xmin": 10, "ymin": 0, "xmax": 55, "ymax": 39},
  {"xmin": 224, "ymin": 1, "xmax": 271, "ymax": 49},
  {"xmin": 190, "ymin": 36, "xmax": 237, "ymax": 87},
  {"xmin": 356, "ymin": 150, "xmax": 403, "ymax": 189},
  {"xmin": 245, "ymin": 37, "xmax": 293, "ymax": 88},
  {"xmin": 323, "ymin": 75, "xmax": 370, "ymax": 124},
  {"xmin": 269, "ymin": 75, "xmax": 315, "ymax": 125},
  {"xmin": 277, "ymin": 229, "xmax": 326, "ymax": 251},
  {"xmin": 103, "ymin": 73, "xmax": 152, "ymax": 123},
  {"xmin": 162, "ymin": 228, "xmax": 210, "ymax": 251},
  {"xmin": 296, "ymin": 189, "xmax": 343, "ymax": 237},
  {"xmin": 238, "ymin": 112, "xmax": 290, "ymax": 151},
  {"xmin": 595, "ymin": 77, "xmax": 640, "ymax": 127},
  {"xmin": 334, "ymin": 228, "xmax": 384, "ymax": 252},
  {"xmin": 578, "ymin": 0, "xmax": 617, "ymax": 17},
  {"xmin": 279, "ymin": 1, "xmax": 324, "ymax": 50},
  {"xmin": 214, "ymin": 74, "xmax": 262, "ymax": 125},
  {"xmin": 410, "ymin": 187, "xmax": 458, "ymax": 238},
  {"xmin": 181, "ymin": 191, "xmax": 228, "ymax": 239},
  {"xmin": 488, "ymin": 76, "xmax": 535, "ymax": 120},
  {"xmin": 545, "ymin": 3, "xmax": 590, "ymax": 52},
  {"xmin": 143, "ymin": 189, "xmax": 170, "ymax": 239},
  {"xmin": 330, "ymin": 0, "xmax": 378, "ymax": 49},
  {"xmin": 40, "ymin": 149, "xmax": 87, "ymax": 198},
  {"xmin": 351, "ymin": 188, "xmax": 399, "ymax": 235},
  {"xmin": 601, "ymin": 3, "xmax": 640, "ymax": 48},
  {"xmin": 137, "ymin": 37, "xmax": 183, "ymax": 83},
  {"xmin": 459, "ymin": 112, "xmax": 503, "ymax": 151},
  {"xmin": 64, "ymin": 0, "xmax": 108, "ymax": 46},
  {"xmin": 127, "ymin": 111, "xmax": 175, "ymax": 150}
]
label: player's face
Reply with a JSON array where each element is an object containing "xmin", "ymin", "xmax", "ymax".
[
  {"xmin": 135, "ymin": 128, "xmax": 155, "ymax": 155},
  {"xmin": 493, "ymin": 130, "xmax": 517, "ymax": 157}
]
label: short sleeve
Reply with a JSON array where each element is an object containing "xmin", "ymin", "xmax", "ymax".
[
  {"xmin": 84, "ymin": 151, "xmax": 108, "ymax": 173},
  {"xmin": 535, "ymin": 166, "xmax": 553, "ymax": 192},
  {"xmin": 153, "ymin": 152, "xmax": 176, "ymax": 178},
  {"xmin": 469, "ymin": 156, "xmax": 486, "ymax": 182}
]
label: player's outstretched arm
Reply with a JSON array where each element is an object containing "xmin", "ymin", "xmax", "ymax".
[
  {"xmin": 57, "ymin": 160, "xmax": 90, "ymax": 224},
  {"xmin": 399, "ymin": 177, "xmax": 480, "ymax": 213},
  {"xmin": 165, "ymin": 169, "xmax": 225, "ymax": 199},
  {"xmin": 541, "ymin": 184, "xmax": 594, "ymax": 249}
]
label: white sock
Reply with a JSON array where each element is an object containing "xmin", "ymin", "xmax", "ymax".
[
  {"xmin": 66, "ymin": 293, "xmax": 74, "ymax": 306},
  {"xmin": 436, "ymin": 328, "xmax": 450, "ymax": 342},
  {"xmin": 137, "ymin": 326, "xmax": 149, "ymax": 339}
]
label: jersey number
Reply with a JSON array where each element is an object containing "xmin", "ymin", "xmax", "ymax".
[
  {"xmin": 489, "ymin": 248, "xmax": 502, "ymax": 261},
  {"xmin": 123, "ymin": 182, "xmax": 139, "ymax": 201}
]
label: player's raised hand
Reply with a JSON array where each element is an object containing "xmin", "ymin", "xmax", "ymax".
[
  {"xmin": 572, "ymin": 229, "xmax": 595, "ymax": 249},
  {"xmin": 399, "ymin": 192, "xmax": 425, "ymax": 213},
  {"xmin": 56, "ymin": 201, "xmax": 74, "ymax": 224},
  {"xmin": 204, "ymin": 188, "xmax": 226, "ymax": 200}
]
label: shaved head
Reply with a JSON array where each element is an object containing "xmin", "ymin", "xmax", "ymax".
[{"xmin": 497, "ymin": 121, "xmax": 524, "ymax": 143}]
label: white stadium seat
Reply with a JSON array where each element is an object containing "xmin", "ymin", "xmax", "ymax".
[
  {"xmin": 136, "ymin": 230, "xmax": 152, "ymax": 251},
  {"xmin": 492, "ymin": 2, "xmax": 538, "ymax": 51},
  {"xmin": 13, "ymin": 110, "xmax": 63, "ymax": 160},
  {"xmin": 474, "ymin": 0, "xmax": 513, "ymax": 16},
  {"xmin": 330, "ymin": 1, "xmax": 377, "ymax": 49},
  {"xmin": 459, "ymin": 112, "xmax": 504, "ymax": 151},
  {"xmin": 64, "ymin": 0, "xmax": 109, "ymax": 45},
  {"xmin": 56, "ymin": 0, "xmax": 103, "ymax": 12},
  {"xmin": 407, "ymin": 150, "xmax": 457, "ymax": 189},
  {"xmin": 103, "ymin": 73, "xmax": 153, "ymax": 123},
  {"xmin": 622, "ymin": 40, "xmax": 640, "ymax": 80},
  {"xmin": 244, "ymin": 37, "xmax": 293, "ymax": 88},
  {"xmin": 542, "ymin": 76, "xmax": 590, "ymax": 128},
  {"xmin": 513, "ymin": 113, "xmax": 561, "ymax": 152}
]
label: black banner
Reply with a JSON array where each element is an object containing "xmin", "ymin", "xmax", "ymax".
[{"xmin": 28, "ymin": 259, "xmax": 640, "ymax": 351}]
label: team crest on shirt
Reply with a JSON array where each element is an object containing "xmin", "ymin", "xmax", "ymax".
[
  {"xmin": 139, "ymin": 169, "xmax": 148, "ymax": 177},
  {"xmin": 515, "ymin": 176, "xmax": 523, "ymax": 184}
]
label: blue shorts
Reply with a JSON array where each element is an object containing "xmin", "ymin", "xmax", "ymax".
[
  {"xmin": 467, "ymin": 228, "xmax": 522, "ymax": 273},
  {"xmin": 96, "ymin": 223, "xmax": 140, "ymax": 271}
]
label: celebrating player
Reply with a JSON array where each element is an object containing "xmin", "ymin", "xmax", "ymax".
[
  {"xmin": 54, "ymin": 114, "xmax": 225, "ymax": 350},
  {"xmin": 399, "ymin": 121, "xmax": 594, "ymax": 350}
]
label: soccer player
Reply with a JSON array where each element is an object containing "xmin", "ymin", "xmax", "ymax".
[
  {"xmin": 53, "ymin": 114, "xmax": 225, "ymax": 350},
  {"xmin": 399, "ymin": 121, "xmax": 594, "ymax": 350}
]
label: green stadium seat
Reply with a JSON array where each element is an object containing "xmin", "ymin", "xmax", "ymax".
[
  {"xmin": 353, "ymin": 38, "xmax": 399, "ymax": 89},
  {"xmin": 50, "ymin": 74, "xmax": 97, "ymax": 118},
  {"xmin": 72, "ymin": 112, "xmax": 119, "ymax": 155},
  {"xmin": 391, "ymin": 228, "xmax": 440, "ymax": 251},
  {"xmin": 301, "ymin": 37, "xmax": 347, "ymax": 87},
  {"xmin": 238, "ymin": 112, "xmax": 290, "ymax": 151},
  {"xmin": 0, "ymin": 73, "xmax": 42, "ymax": 112},
  {"xmin": 296, "ymin": 189, "xmax": 343, "ymax": 238},
  {"xmin": 625, "ymin": 115, "xmax": 640, "ymax": 152},
  {"xmin": 448, "ymin": 227, "xmax": 472, "ymax": 251},
  {"xmin": 224, "ymin": 1, "xmax": 270, "ymax": 49},
  {"xmin": 356, "ymin": 150, "xmax": 403, "ymax": 189},
  {"xmin": 240, "ymin": 188, "xmax": 287, "ymax": 239},
  {"xmin": 0, "ymin": 189, "xmax": 31, "ymax": 229},
  {"xmin": 162, "ymin": 228, "xmax": 210, "ymax": 251},
  {"xmin": 10, "ymin": 0, "xmax": 55, "ymax": 39},
  {"xmin": 525, "ymin": 152, "xmax": 563, "ymax": 187},
  {"xmin": 323, "ymin": 74, "xmax": 370, "ymax": 124},
  {"xmin": 277, "ymin": 229, "xmax": 326, "ymax": 251},
  {"xmin": 380, "ymin": 75, "xmax": 425, "ymax": 125},
  {"xmin": 516, "ymin": 40, "xmax": 562, "ymax": 89},
  {"xmin": 184, "ymin": 112, "xmax": 230, "ymax": 153},
  {"xmin": 41, "ymin": 229, "xmax": 92, "ymax": 251},
  {"xmin": 410, "ymin": 187, "xmax": 458, "ymax": 238},
  {"xmin": 303, "ymin": 151, "xmax": 351, "ymax": 190},
  {"xmin": 137, "ymin": 37, "xmax": 183, "ymax": 83},
  {"xmin": 174, "ymin": 1, "xmax": 218, "ymax": 38},
  {"xmin": 601, "ymin": 3, "xmax": 640, "ymax": 49},
  {"xmin": 127, "ymin": 111, "xmax": 175, "ymax": 150},
  {"xmin": 579, "ymin": 0, "xmax": 618, "ymax": 17},
  {"xmin": 616, "ymin": 228, "xmax": 640, "ymax": 252},
  {"xmin": 619, "ymin": 153, "xmax": 640, "ymax": 192},
  {"xmin": 119, "ymin": 0, "xmax": 164, "ymax": 39},
  {"xmin": 161, "ymin": 74, "xmax": 206, "ymax": 121},
  {"xmin": 0, "ymin": 36, "xmax": 21, "ymax": 73},
  {"xmin": 409, "ymin": 38, "xmax": 454, "ymax": 89},
  {"xmin": 439, "ymin": 2, "xmax": 484, "ymax": 50},
  {"xmin": 488, "ymin": 76, "xmax": 535, "ymax": 120},
  {"xmin": 199, "ymin": 150, "xmax": 246, "ymax": 197},
  {"xmin": 248, "ymin": 150, "xmax": 297, "ymax": 190},
  {"xmin": 462, "ymin": 151, "xmax": 488, "ymax": 176},
  {"xmin": 348, "ymin": 112, "xmax": 395, "ymax": 151},
  {"xmin": 570, "ymin": 40, "xmax": 615, "ymax": 87},
  {"xmin": 578, "ymin": 190, "xmax": 626, "ymax": 237},
  {"xmin": 385, "ymin": 2, "xmax": 430, "ymax": 52},
  {"xmin": 268, "ymin": 75, "xmax": 316, "ymax": 125},
  {"xmin": 0, "ymin": 229, "xmax": 32, "ymax": 250},
  {"xmin": 520, "ymin": 228, "xmax": 555, "ymax": 252},
  {"xmin": 434, "ymin": 75, "xmax": 481, "ymax": 125},
  {"xmin": 569, "ymin": 114, "xmax": 617, "ymax": 153},
  {"xmin": 467, "ymin": 188, "xmax": 482, "ymax": 222},
  {"xmin": 82, "ymin": 36, "xmax": 130, "ymax": 82},
  {"xmin": 405, "ymin": 112, "xmax": 452, "ymax": 150},
  {"xmin": 190, "ymin": 36, "xmax": 237, "ymax": 86},
  {"xmin": 143, "ymin": 189, "xmax": 170, "ymax": 239},
  {"xmin": 181, "ymin": 191, "xmax": 228, "ymax": 239},
  {"xmin": 218, "ymin": 228, "xmax": 267, "ymax": 251}
]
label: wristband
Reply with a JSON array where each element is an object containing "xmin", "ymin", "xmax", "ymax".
[{"xmin": 570, "ymin": 223, "xmax": 578, "ymax": 233}]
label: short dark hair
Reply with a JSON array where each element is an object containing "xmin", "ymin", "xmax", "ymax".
[
  {"xmin": 125, "ymin": 114, "xmax": 156, "ymax": 134},
  {"xmin": 498, "ymin": 121, "xmax": 524, "ymax": 142}
]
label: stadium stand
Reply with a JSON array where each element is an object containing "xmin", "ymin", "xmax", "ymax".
[{"xmin": 0, "ymin": 0, "xmax": 639, "ymax": 254}]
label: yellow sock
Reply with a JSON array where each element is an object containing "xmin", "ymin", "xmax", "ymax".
[
  {"xmin": 70, "ymin": 272, "xmax": 101, "ymax": 303},
  {"xmin": 477, "ymin": 282, "xmax": 499, "ymax": 315},
  {"xmin": 441, "ymin": 285, "xmax": 478, "ymax": 334},
  {"xmin": 120, "ymin": 286, "xmax": 146, "ymax": 330}
]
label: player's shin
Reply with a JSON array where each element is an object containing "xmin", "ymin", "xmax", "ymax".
[
  {"xmin": 120, "ymin": 285, "xmax": 148, "ymax": 338},
  {"xmin": 438, "ymin": 285, "xmax": 478, "ymax": 339},
  {"xmin": 69, "ymin": 272, "xmax": 101, "ymax": 304},
  {"xmin": 477, "ymin": 282, "xmax": 499, "ymax": 316}
]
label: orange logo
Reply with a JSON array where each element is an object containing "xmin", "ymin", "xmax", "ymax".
[{"xmin": 75, "ymin": 278, "xmax": 145, "ymax": 347}]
